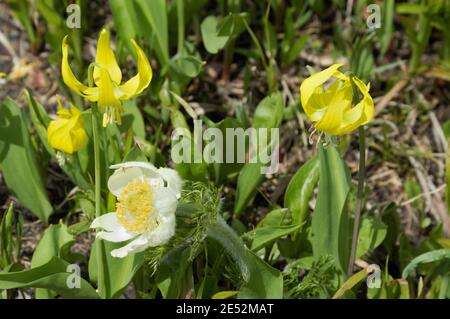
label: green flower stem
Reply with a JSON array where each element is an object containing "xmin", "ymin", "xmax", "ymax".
[
  {"xmin": 88, "ymin": 63, "xmax": 109, "ymax": 298},
  {"xmin": 91, "ymin": 104, "xmax": 108, "ymax": 298},
  {"xmin": 347, "ymin": 126, "xmax": 366, "ymax": 277},
  {"xmin": 91, "ymin": 105, "xmax": 102, "ymax": 219},
  {"xmin": 88, "ymin": 63, "xmax": 102, "ymax": 219}
]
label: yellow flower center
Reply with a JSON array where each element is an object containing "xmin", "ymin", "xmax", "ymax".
[{"xmin": 116, "ymin": 178, "xmax": 158, "ymax": 233}]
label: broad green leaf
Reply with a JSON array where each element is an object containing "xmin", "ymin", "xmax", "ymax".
[
  {"xmin": 156, "ymin": 246, "xmax": 193, "ymax": 298},
  {"xmin": 201, "ymin": 16, "xmax": 229, "ymax": 54},
  {"xmin": 311, "ymin": 143, "xmax": 351, "ymax": 276},
  {"xmin": 120, "ymin": 100, "xmax": 146, "ymax": 139},
  {"xmin": 207, "ymin": 216, "xmax": 283, "ymax": 298},
  {"xmin": 217, "ymin": 13, "xmax": 247, "ymax": 38},
  {"xmin": 250, "ymin": 224, "xmax": 301, "ymax": 252},
  {"xmin": 170, "ymin": 109, "xmax": 208, "ymax": 181},
  {"xmin": 88, "ymin": 239, "xmax": 144, "ymax": 299},
  {"xmin": 252, "ymin": 92, "xmax": 284, "ymax": 129},
  {"xmin": 31, "ymin": 223, "xmax": 74, "ymax": 268},
  {"xmin": 402, "ymin": 249, "xmax": 450, "ymax": 279},
  {"xmin": 356, "ymin": 215, "xmax": 387, "ymax": 258},
  {"xmin": 234, "ymin": 163, "xmax": 264, "ymax": 215},
  {"xmin": 0, "ymin": 257, "xmax": 98, "ymax": 299},
  {"xmin": 284, "ymin": 156, "xmax": 319, "ymax": 227},
  {"xmin": 134, "ymin": 0, "xmax": 169, "ymax": 64},
  {"xmin": 31, "ymin": 223, "xmax": 74, "ymax": 298},
  {"xmin": 207, "ymin": 216, "xmax": 249, "ymax": 279},
  {"xmin": 67, "ymin": 220, "xmax": 91, "ymax": 236},
  {"xmin": 123, "ymin": 145, "xmax": 148, "ymax": 162},
  {"xmin": 257, "ymin": 208, "xmax": 291, "ymax": 228},
  {"xmin": 0, "ymin": 98, "xmax": 53, "ymax": 222},
  {"xmin": 237, "ymin": 249, "xmax": 283, "ymax": 299}
]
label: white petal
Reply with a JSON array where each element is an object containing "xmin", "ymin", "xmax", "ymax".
[
  {"xmin": 110, "ymin": 235, "xmax": 150, "ymax": 258},
  {"xmin": 91, "ymin": 212, "xmax": 137, "ymax": 243},
  {"xmin": 108, "ymin": 163, "xmax": 162, "ymax": 197},
  {"xmin": 110, "ymin": 161, "xmax": 158, "ymax": 171},
  {"xmin": 96, "ymin": 228, "xmax": 137, "ymax": 243},
  {"xmin": 146, "ymin": 215, "xmax": 176, "ymax": 247},
  {"xmin": 90, "ymin": 212, "xmax": 120, "ymax": 231},
  {"xmin": 158, "ymin": 167, "xmax": 182, "ymax": 198},
  {"xmin": 152, "ymin": 188, "xmax": 178, "ymax": 217}
]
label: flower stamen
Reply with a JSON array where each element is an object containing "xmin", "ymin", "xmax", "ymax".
[{"xmin": 116, "ymin": 178, "xmax": 157, "ymax": 233}]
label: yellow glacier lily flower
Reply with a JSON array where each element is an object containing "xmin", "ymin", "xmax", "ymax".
[
  {"xmin": 62, "ymin": 29, "xmax": 152, "ymax": 126},
  {"xmin": 47, "ymin": 99, "xmax": 87, "ymax": 154},
  {"xmin": 300, "ymin": 64, "xmax": 374, "ymax": 135}
]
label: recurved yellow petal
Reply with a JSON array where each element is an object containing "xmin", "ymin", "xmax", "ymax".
[
  {"xmin": 94, "ymin": 29, "xmax": 122, "ymax": 85},
  {"xmin": 300, "ymin": 64, "xmax": 344, "ymax": 120},
  {"xmin": 119, "ymin": 39, "xmax": 152, "ymax": 99},
  {"xmin": 338, "ymin": 78, "xmax": 374, "ymax": 134},
  {"xmin": 62, "ymin": 36, "xmax": 99, "ymax": 101}
]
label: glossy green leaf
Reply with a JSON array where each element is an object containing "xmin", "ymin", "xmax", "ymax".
[
  {"xmin": 88, "ymin": 239, "xmax": 144, "ymax": 299},
  {"xmin": 284, "ymin": 156, "xmax": 319, "ymax": 227},
  {"xmin": 234, "ymin": 163, "xmax": 264, "ymax": 215},
  {"xmin": 311, "ymin": 143, "xmax": 351, "ymax": 275},
  {"xmin": 120, "ymin": 100, "xmax": 146, "ymax": 140},
  {"xmin": 251, "ymin": 223, "xmax": 301, "ymax": 252},
  {"xmin": 356, "ymin": 215, "xmax": 387, "ymax": 258},
  {"xmin": 156, "ymin": 246, "xmax": 193, "ymax": 298},
  {"xmin": 31, "ymin": 223, "xmax": 74, "ymax": 298},
  {"xmin": 252, "ymin": 92, "xmax": 284, "ymax": 129},
  {"xmin": 134, "ymin": 0, "xmax": 169, "ymax": 64},
  {"xmin": 0, "ymin": 98, "xmax": 53, "ymax": 222},
  {"xmin": 207, "ymin": 216, "xmax": 283, "ymax": 298},
  {"xmin": 201, "ymin": 16, "xmax": 229, "ymax": 53},
  {"xmin": 237, "ymin": 248, "xmax": 283, "ymax": 299},
  {"xmin": 402, "ymin": 249, "xmax": 450, "ymax": 279},
  {"xmin": 0, "ymin": 257, "xmax": 98, "ymax": 299}
]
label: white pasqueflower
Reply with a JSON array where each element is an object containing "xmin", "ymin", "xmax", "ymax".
[{"xmin": 90, "ymin": 161, "xmax": 181, "ymax": 258}]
